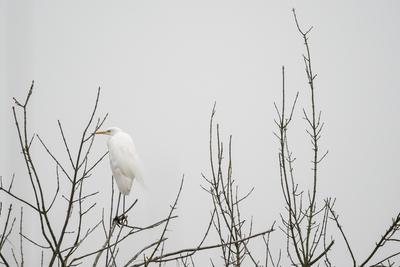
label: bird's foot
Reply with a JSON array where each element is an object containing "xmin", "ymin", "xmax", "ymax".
[{"xmin": 113, "ymin": 214, "xmax": 128, "ymax": 226}]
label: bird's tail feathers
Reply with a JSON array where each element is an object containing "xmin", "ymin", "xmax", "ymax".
[
  {"xmin": 134, "ymin": 170, "xmax": 147, "ymax": 191},
  {"xmin": 132, "ymin": 157, "xmax": 147, "ymax": 191}
]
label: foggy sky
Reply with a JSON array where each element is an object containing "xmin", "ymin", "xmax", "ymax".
[{"xmin": 1, "ymin": 1, "xmax": 399, "ymax": 265}]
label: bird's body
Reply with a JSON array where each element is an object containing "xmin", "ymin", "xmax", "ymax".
[{"xmin": 96, "ymin": 127, "xmax": 142, "ymax": 195}]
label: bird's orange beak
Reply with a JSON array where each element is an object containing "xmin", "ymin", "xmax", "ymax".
[{"xmin": 95, "ymin": 130, "xmax": 108, "ymax": 135}]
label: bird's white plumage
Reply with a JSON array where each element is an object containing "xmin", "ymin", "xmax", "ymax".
[{"xmin": 97, "ymin": 127, "xmax": 142, "ymax": 195}]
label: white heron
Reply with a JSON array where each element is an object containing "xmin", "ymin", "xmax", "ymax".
[{"xmin": 95, "ymin": 127, "xmax": 142, "ymax": 220}]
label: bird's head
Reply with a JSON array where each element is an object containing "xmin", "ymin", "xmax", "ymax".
[{"xmin": 95, "ymin": 127, "xmax": 122, "ymax": 136}]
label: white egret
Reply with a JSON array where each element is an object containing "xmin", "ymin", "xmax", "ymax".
[{"xmin": 95, "ymin": 127, "xmax": 142, "ymax": 220}]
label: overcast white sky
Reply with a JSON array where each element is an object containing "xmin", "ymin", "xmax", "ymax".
[{"xmin": 1, "ymin": 1, "xmax": 400, "ymax": 266}]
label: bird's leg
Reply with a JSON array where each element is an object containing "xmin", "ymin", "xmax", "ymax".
[
  {"xmin": 114, "ymin": 193, "xmax": 128, "ymax": 226},
  {"xmin": 123, "ymin": 196, "xmax": 126, "ymax": 214},
  {"xmin": 114, "ymin": 193, "xmax": 123, "ymax": 225},
  {"xmin": 115, "ymin": 193, "xmax": 122, "ymax": 218},
  {"xmin": 120, "ymin": 195, "xmax": 128, "ymax": 224}
]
